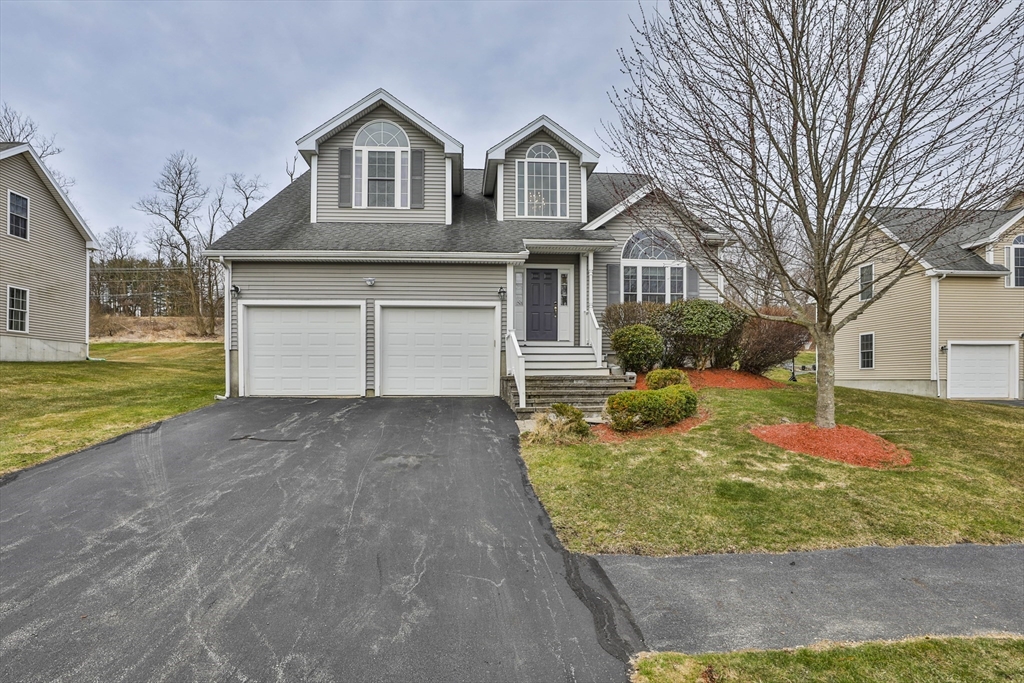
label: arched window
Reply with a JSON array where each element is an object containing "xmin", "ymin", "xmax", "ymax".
[
  {"xmin": 352, "ymin": 120, "xmax": 411, "ymax": 208},
  {"xmin": 1012, "ymin": 234, "xmax": 1024, "ymax": 287},
  {"xmin": 621, "ymin": 229, "xmax": 697, "ymax": 303},
  {"xmin": 516, "ymin": 143, "xmax": 568, "ymax": 218}
]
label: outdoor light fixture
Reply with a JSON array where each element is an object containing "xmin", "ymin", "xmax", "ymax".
[
  {"xmin": 363, "ymin": 277, "xmax": 376, "ymax": 286},
  {"xmin": 497, "ymin": 286, "xmax": 507, "ymax": 301},
  {"xmin": 231, "ymin": 285, "xmax": 240, "ymax": 296},
  {"xmin": 940, "ymin": 345, "xmax": 948, "ymax": 353}
]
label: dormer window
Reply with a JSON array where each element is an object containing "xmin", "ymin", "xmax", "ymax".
[
  {"xmin": 516, "ymin": 143, "xmax": 568, "ymax": 218},
  {"xmin": 352, "ymin": 121, "xmax": 410, "ymax": 209}
]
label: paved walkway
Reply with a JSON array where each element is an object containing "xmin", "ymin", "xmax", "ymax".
[{"xmin": 599, "ymin": 544, "xmax": 1024, "ymax": 653}]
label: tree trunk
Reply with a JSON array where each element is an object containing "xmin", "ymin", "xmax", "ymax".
[{"xmin": 813, "ymin": 327, "xmax": 837, "ymax": 429}]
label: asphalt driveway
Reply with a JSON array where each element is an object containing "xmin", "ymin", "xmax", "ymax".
[{"xmin": 0, "ymin": 397, "xmax": 638, "ymax": 683}]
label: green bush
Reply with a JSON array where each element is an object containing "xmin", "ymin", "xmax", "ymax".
[
  {"xmin": 601, "ymin": 301, "xmax": 667, "ymax": 335},
  {"xmin": 710, "ymin": 306, "xmax": 747, "ymax": 369},
  {"xmin": 653, "ymin": 299, "xmax": 737, "ymax": 369},
  {"xmin": 646, "ymin": 368, "xmax": 689, "ymax": 390},
  {"xmin": 605, "ymin": 384, "xmax": 699, "ymax": 432},
  {"xmin": 611, "ymin": 324, "xmax": 664, "ymax": 374},
  {"xmin": 521, "ymin": 403, "xmax": 592, "ymax": 445}
]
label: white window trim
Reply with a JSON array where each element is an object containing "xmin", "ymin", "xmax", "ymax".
[
  {"xmin": 1010, "ymin": 242, "xmax": 1024, "ymax": 288},
  {"xmin": 6, "ymin": 285, "xmax": 29, "ymax": 333},
  {"xmin": 352, "ymin": 120, "xmax": 411, "ymax": 210},
  {"xmin": 236, "ymin": 299, "xmax": 367, "ymax": 398},
  {"xmin": 859, "ymin": 262, "xmax": 874, "ymax": 301},
  {"xmin": 859, "ymin": 332, "xmax": 875, "ymax": 370},
  {"xmin": 946, "ymin": 340, "xmax": 1020, "ymax": 400},
  {"xmin": 373, "ymin": 300, "xmax": 502, "ymax": 398},
  {"xmin": 7, "ymin": 190, "xmax": 30, "ymax": 240},
  {"xmin": 621, "ymin": 259, "xmax": 692, "ymax": 304},
  {"xmin": 515, "ymin": 144, "xmax": 569, "ymax": 219}
]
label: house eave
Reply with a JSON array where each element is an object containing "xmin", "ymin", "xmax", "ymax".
[
  {"xmin": 521, "ymin": 239, "xmax": 617, "ymax": 254},
  {"xmin": 482, "ymin": 116, "xmax": 601, "ymax": 195},
  {"xmin": 204, "ymin": 249, "xmax": 528, "ymax": 265},
  {"xmin": 925, "ymin": 268, "xmax": 1009, "ymax": 277}
]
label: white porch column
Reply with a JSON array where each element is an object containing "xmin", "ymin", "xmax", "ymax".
[{"xmin": 579, "ymin": 253, "xmax": 587, "ymax": 345}]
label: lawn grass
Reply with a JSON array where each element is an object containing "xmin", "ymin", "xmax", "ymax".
[
  {"xmin": 631, "ymin": 636, "xmax": 1024, "ymax": 683},
  {"xmin": 520, "ymin": 382, "xmax": 1024, "ymax": 554},
  {"xmin": 0, "ymin": 342, "xmax": 223, "ymax": 474}
]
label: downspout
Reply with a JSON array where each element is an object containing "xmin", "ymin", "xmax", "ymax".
[
  {"xmin": 218, "ymin": 255, "xmax": 231, "ymax": 400},
  {"xmin": 932, "ymin": 273, "xmax": 946, "ymax": 397}
]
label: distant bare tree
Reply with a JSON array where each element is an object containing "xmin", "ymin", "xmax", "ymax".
[
  {"xmin": 285, "ymin": 153, "xmax": 299, "ymax": 183},
  {"xmin": 136, "ymin": 151, "xmax": 212, "ymax": 335},
  {"xmin": 229, "ymin": 172, "xmax": 267, "ymax": 220},
  {"xmin": 98, "ymin": 225, "xmax": 138, "ymax": 262},
  {"xmin": 0, "ymin": 102, "xmax": 75, "ymax": 191},
  {"xmin": 606, "ymin": 0, "xmax": 1024, "ymax": 427}
]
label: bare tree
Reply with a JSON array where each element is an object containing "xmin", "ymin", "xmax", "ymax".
[
  {"xmin": 0, "ymin": 102, "xmax": 75, "ymax": 191},
  {"xmin": 285, "ymin": 153, "xmax": 299, "ymax": 183},
  {"xmin": 98, "ymin": 225, "xmax": 138, "ymax": 262},
  {"xmin": 229, "ymin": 172, "xmax": 267, "ymax": 220},
  {"xmin": 135, "ymin": 151, "xmax": 212, "ymax": 335},
  {"xmin": 606, "ymin": 0, "xmax": 1024, "ymax": 427}
]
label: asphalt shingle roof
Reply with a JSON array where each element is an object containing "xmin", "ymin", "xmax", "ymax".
[
  {"xmin": 873, "ymin": 207, "xmax": 1019, "ymax": 273},
  {"xmin": 210, "ymin": 168, "xmax": 647, "ymax": 254},
  {"xmin": 0, "ymin": 141, "xmax": 27, "ymax": 152}
]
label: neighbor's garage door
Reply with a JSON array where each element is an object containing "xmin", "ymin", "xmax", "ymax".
[
  {"xmin": 245, "ymin": 306, "xmax": 362, "ymax": 396},
  {"xmin": 380, "ymin": 306, "xmax": 496, "ymax": 396},
  {"xmin": 948, "ymin": 343, "xmax": 1014, "ymax": 399}
]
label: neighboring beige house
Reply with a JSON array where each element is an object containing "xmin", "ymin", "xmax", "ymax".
[
  {"xmin": 836, "ymin": 199, "xmax": 1024, "ymax": 400},
  {"xmin": 1, "ymin": 142, "xmax": 97, "ymax": 361},
  {"xmin": 205, "ymin": 89, "xmax": 723, "ymax": 413}
]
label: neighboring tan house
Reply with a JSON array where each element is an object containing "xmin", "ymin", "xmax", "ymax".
[
  {"xmin": 1, "ymin": 142, "xmax": 97, "ymax": 362},
  {"xmin": 835, "ymin": 201, "xmax": 1024, "ymax": 401},
  {"xmin": 206, "ymin": 89, "xmax": 723, "ymax": 413}
]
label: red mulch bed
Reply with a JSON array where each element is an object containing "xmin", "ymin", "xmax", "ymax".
[
  {"xmin": 592, "ymin": 410, "xmax": 710, "ymax": 443},
  {"xmin": 688, "ymin": 369, "xmax": 784, "ymax": 390},
  {"xmin": 750, "ymin": 423, "xmax": 912, "ymax": 469}
]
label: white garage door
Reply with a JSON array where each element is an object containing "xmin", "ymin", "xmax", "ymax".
[
  {"xmin": 948, "ymin": 343, "xmax": 1014, "ymax": 399},
  {"xmin": 245, "ymin": 306, "xmax": 362, "ymax": 396},
  {"xmin": 380, "ymin": 306, "xmax": 496, "ymax": 396}
]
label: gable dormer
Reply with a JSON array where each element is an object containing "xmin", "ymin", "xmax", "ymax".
[
  {"xmin": 296, "ymin": 89, "xmax": 463, "ymax": 224},
  {"xmin": 482, "ymin": 116, "xmax": 600, "ymax": 223}
]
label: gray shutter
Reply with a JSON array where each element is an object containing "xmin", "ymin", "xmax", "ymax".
[
  {"xmin": 411, "ymin": 149, "xmax": 425, "ymax": 209},
  {"xmin": 338, "ymin": 148, "xmax": 353, "ymax": 208},
  {"xmin": 1007, "ymin": 246, "xmax": 1014, "ymax": 287},
  {"xmin": 607, "ymin": 264, "xmax": 620, "ymax": 304},
  {"xmin": 686, "ymin": 265, "xmax": 701, "ymax": 299}
]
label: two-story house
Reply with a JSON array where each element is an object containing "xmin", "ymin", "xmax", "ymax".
[
  {"xmin": 1, "ymin": 142, "xmax": 96, "ymax": 362},
  {"xmin": 206, "ymin": 89, "xmax": 723, "ymax": 412},
  {"xmin": 835, "ymin": 198, "xmax": 1024, "ymax": 401}
]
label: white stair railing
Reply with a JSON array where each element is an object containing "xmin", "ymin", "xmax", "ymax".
[
  {"xmin": 506, "ymin": 330, "xmax": 527, "ymax": 408},
  {"xmin": 584, "ymin": 309, "xmax": 603, "ymax": 368}
]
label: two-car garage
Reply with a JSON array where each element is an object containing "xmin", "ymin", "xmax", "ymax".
[{"xmin": 240, "ymin": 301, "xmax": 499, "ymax": 398}]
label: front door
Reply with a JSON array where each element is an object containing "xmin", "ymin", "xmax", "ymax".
[{"xmin": 526, "ymin": 269, "xmax": 558, "ymax": 341}]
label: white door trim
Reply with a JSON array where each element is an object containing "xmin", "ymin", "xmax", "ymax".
[
  {"xmin": 373, "ymin": 300, "xmax": 502, "ymax": 397},
  {"xmin": 523, "ymin": 264, "xmax": 575, "ymax": 344},
  {"xmin": 946, "ymin": 339, "xmax": 1019, "ymax": 400},
  {"xmin": 237, "ymin": 299, "xmax": 367, "ymax": 398}
]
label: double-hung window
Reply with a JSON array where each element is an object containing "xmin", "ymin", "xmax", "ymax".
[
  {"xmin": 621, "ymin": 229, "xmax": 699, "ymax": 303},
  {"xmin": 860, "ymin": 332, "xmax": 874, "ymax": 369},
  {"xmin": 8, "ymin": 191, "xmax": 29, "ymax": 239},
  {"xmin": 352, "ymin": 121, "xmax": 410, "ymax": 209},
  {"xmin": 7, "ymin": 286, "xmax": 28, "ymax": 332},
  {"xmin": 1011, "ymin": 235, "xmax": 1024, "ymax": 288},
  {"xmin": 859, "ymin": 263, "xmax": 873, "ymax": 301},
  {"xmin": 516, "ymin": 143, "xmax": 568, "ymax": 218}
]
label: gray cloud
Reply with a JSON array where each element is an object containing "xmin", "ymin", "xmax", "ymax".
[{"xmin": 0, "ymin": 0, "xmax": 646, "ymax": 240}]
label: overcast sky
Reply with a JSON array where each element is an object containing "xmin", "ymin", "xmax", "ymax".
[{"xmin": 0, "ymin": 0, "xmax": 649, "ymax": 242}]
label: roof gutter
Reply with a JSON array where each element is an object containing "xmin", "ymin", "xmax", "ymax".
[
  {"xmin": 923, "ymin": 267, "xmax": 1009, "ymax": 277},
  {"xmin": 204, "ymin": 249, "xmax": 529, "ymax": 265}
]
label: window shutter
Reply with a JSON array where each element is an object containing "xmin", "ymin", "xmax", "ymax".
[
  {"xmin": 686, "ymin": 265, "xmax": 701, "ymax": 299},
  {"xmin": 338, "ymin": 148, "xmax": 353, "ymax": 208},
  {"xmin": 410, "ymin": 149, "xmax": 425, "ymax": 209},
  {"xmin": 1006, "ymin": 246, "xmax": 1013, "ymax": 287},
  {"xmin": 607, "ymin": 264, "xmax": 620, "ymax": 304}
]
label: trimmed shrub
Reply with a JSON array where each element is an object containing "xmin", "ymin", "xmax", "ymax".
[
  {"xmin": 601, "ymin": 301, "xmax": 667, "ymax": 335},
  {"xmin": 605, "ymin": 384, "xmax": 699, "ymax": 432},
  {"xmin": 653, "ymin": 299, "xmax": 736, "ymax": 369},
  {"xmin": 521, "ymin": 403, "xmax": 592, "ymax": 445},
  {"xmin": 739, "ymin": 306, "xmax": 812, "ymax": 375},
  {"xmin": 646, "ymin": 368, "xmax": 689, "ymax": 390},
  {"xmin": 611, "ymin": 324, "xmax": 664, "ymax": 374}
]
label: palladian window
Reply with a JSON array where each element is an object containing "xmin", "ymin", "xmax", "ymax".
[
  {"xmin": 516, "ymin": 143, "xmax": 568, "ymax": 218},
  {"xmin": 621, "ymin": 229, "xmax": 701, "ymax": 303},
  {"xmin": 353, "ymin": 121, "xmax": 410, "ymax": 208}
]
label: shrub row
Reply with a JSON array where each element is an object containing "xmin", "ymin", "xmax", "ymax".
[{"xmin": 605, "ymin": 384, "xmax": 699, "ymax": 432}]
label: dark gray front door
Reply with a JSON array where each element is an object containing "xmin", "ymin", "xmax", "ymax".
[{"xmin": 527, "ymin": 269, "xmax": 558, "ymax": 341}]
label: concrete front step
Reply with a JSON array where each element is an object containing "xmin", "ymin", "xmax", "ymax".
[
  {"xmin": 502, "ymin": 374, "xmax": 636, "ymax": 418},
  {"xmin": 526, "ymin": 360, "xmax": 605, "ymax": 370},
  {"xmin": 526, "ymin": 368, "xmax": 613, "ymax": 377}
]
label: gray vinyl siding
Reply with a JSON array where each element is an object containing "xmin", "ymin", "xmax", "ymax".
[
  {"xmin": 316, "ymin": 105, "xmax": 447, "ymax": 223},
  {"xmin": 230, "ymin": 262, "xmax": 506, "ymax": 391},
  {"xmin": 591, "ymin": 196, "xmax": 718, "ymax": 353},
  {"xmin": 0, "ymin": 152, "xmax": 88, "ymax": 345},
  {"xmin": 503, "ymin": 131, "xmax": 582, "ymax": 222}
]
